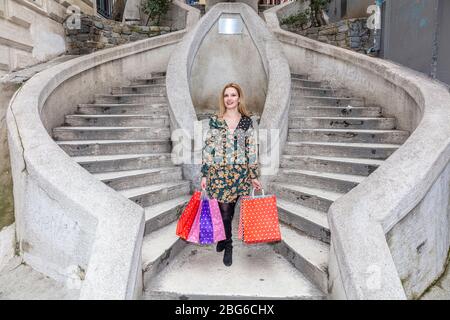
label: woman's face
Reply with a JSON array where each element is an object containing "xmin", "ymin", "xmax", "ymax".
[{"xmin": 223, "ymin": 87, "xmax": 240, "ymax": 111}]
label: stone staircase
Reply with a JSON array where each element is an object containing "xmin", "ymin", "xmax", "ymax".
[
  {"xmin": 266, "ymin": 72, "xmax": 409, "ymax": 295},
  {"xmin": 52, "ymin": 71, "xmax": 322, "ymax": 299},
  {"xmin": 52, "ymin": 71, "xmax": 193, "ymax": 297},
  {"xmin": 48, "ymin": 71, "xmax": 409, "ymax": 300}
]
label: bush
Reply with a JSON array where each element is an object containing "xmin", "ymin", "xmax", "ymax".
[
  {"xmin": 281, "ymin": 0, "xmax": 331, "ymax": 29},
  {"xmin": 280, "ymin": 9, "xmax": 311, "ymax": 30},
  {"xmin": 142, "ymin": 0, "xmax": 171, "ymax": 26}
]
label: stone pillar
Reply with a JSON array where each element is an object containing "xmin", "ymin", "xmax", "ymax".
[{"xmin": 122, "ymin": 0, "xmax": 141, "ymax": 24}]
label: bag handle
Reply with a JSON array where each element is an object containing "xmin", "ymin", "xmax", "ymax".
[
  {"xmin": 200, "ymin": 188, "xmax": 208, "ymax": 200},
  {"xmin": 251, "ymin": 188, "xmax": 265, "ymax": 198}
]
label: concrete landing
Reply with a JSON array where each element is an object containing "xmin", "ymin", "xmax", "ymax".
[
  {"xmin": 144, "ymin": 241, "xmax": 325, "ymax": 300},
  {"xmin": 0, "ymin": 258, "xmax": 79, "ymax": 300}
]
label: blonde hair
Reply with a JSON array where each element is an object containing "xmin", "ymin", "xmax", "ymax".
[{"xmin": 218, "ymin": 83, "xmax": 251, "ymax": 118}]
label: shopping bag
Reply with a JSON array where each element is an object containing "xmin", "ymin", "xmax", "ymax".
[
  {"xmin": 187, "ymin": 201, "xmax": 202, "ymax": 243},
  {"xmin": 209, "ymin": 198, "xmax": 226, "ymax": 243},
  {"xmin": 199, "ymin": 197, "xmax": 214, "ymax": 244},
  {"xmin": 176, "ymin": 191, "xmax": 201, "ymax": 240},
  {"xmin": 239, "ymin": 189, "xmax": 282, "ymax": 244}
]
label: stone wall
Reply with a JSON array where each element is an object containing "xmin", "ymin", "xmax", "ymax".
[
  {"xmin": 65, "ymin": 15, "xmax": 174, "ymax": 55},
  {"xmin": 281, "ymin": 18, "xmax": 374, "ymax": 54}
]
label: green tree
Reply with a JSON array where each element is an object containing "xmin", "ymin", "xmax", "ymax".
[
  {"xmin": 310, "ymin": 0, "xmax": 330, "ymax": 27},
  {"xmin": 142, "ymin": 0, "xmax": 171, "ymax": 26}
]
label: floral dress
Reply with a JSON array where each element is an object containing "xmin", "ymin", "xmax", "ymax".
[{"xmin": 201, "ymin": 115, "xmax": 259, "ymax": 203}]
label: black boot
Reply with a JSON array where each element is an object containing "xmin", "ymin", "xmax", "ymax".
[
  {"xmin": 218, "ymin": 202, "xmax": 235, "ymax": 266},
  {"xmin": 216, "ymin": 240, "xmax": 226, "ymax": 252},
  {"xmin": 223, "ymin": 245, "xmax": 233, "ymax": 267}
]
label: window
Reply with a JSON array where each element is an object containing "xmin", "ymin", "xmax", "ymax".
[{"xmin": 97, "ymin": 0, "xmax": 114, "ymax": 19}]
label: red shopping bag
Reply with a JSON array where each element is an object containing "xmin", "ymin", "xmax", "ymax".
[
  {"xmin": 238, "ymin": 189, "xmax": 282, "ymax": 244},
  {"xmin": 176, "ymin": 191, "xmax": 201, "ymax": 240}
]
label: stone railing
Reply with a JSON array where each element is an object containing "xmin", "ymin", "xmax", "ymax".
[
  {"xmin": 266, "ymin": 2, "xmax": 450, "ymax": 299},
  {"xmin": 165, "ymin": 2, "xmax": 291, "ymax": 188},
  {"xmin": 6, "ymin": 30, "xmax": 189, "ymax": 299}
]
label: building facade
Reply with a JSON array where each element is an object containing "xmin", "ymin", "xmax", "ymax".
[
  {"xmin": 381, "ymin": 0, "xmax": 450, "ymax": 85},
  {"xmin": 0, "ymin": 0, "xmax": 121, "ymax": 75},
  {"xmin": 326, "ymin": 0, "xmax": 373, "ymax": 23}
]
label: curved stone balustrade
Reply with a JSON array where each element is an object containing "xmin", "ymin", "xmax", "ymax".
[
  {"xmin": 166, "ymin": 2, "xmax": 291, "ymax": 186},
  {"xmin": 265, "ymin": 2, "xmax": 450, "ymax": 299},
  {"xmin": 6, "ymin": 30, "xmax": 191, "ymax": 299}
]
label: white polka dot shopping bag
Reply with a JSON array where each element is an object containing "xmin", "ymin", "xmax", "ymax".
[{"xmin": 238, "ymin": 189, "xmax": 282, "ymax": 244}]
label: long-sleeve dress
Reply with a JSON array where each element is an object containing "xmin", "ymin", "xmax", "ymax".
[{"xmin": 201, "ymin": 114, "xmax": 259, "ymax": 203}]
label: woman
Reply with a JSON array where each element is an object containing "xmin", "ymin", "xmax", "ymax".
[{"xmin": 200, "ymin": 83, "xmax": 262, "ymax": 267}]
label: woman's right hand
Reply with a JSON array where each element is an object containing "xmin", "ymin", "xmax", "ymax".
[{"xmin": 200, "ymin": 177, "xmax": 207, "ymax": 190}]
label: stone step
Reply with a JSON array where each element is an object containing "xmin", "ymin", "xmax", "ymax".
[
  {"xmin": 92, "ymin": 167, "xmax": 182, "ymax": 191},
  {"xmin": 290, "ymin": 86, "xmax": 339, "ymax": 97},
  {"xmin": 284, "ymin": 141, "xmax": 400, "ymax": 160},
  {"xmin": 288, "ymin": 116, "xmax": 396, "ymax": 130},
  {"xmin": 94, "ymin": 94, "xmax": 167, "ymax": 104},
  {"xmin": 280, "ymin": 155, "xmax": 384, "ymax": 176},
  {"xmin": 119, "ymin": 181, "xmax": 190, "ymax": 207},
  {"xmin": 53, "ymin": 126, "xmax": 171, "ymax": 141},
  {"xmin": 291, "ymin": 96, "xmax": 365, "ymax": 107},
  {"xmin": 267, "ymin": 182, "xmax": 342, "ymax": 212},
  {"xmin": 144, "ymin": 196, "xmax": 190, "ymax": 235},
  {"xmin": 77, "ymin": 103, "xmax": 169, "ymax": 115},
  {"xmin": 131, "ymin": 76, "xmax": 166, "ymax": 85},
  {"xmin": 290, "ymin": 106, "xmax": 382, "ymax": 117},
  {"xmin": 274, "ymin": 168, "xmax": 364, "ymax": 193},
  {"xmin": 277, "ymin": 198, "xmax": 330, "ymax": 244},
  {"xmin": 144, "ymin": 233, "xmax": 326, "ymax": 299},
  {"xmin": 72, "ymin": 153, "xmax": 174, "ymax": 173},
  {"xmin": 287, "ymin": 128, "xmax": 409, "ymax": 144},
  {"xmin": 290, "ymin": 73, "xmax": 309, "ymax": 80},
  {"xmin": 274, "ymin": 224, "xmax": 329, "ymax": 293},
  {"xmin": 111, "ymin": 84, "xmax": 166, "ymax": 95},
  {"xmin": 291, "ymin": 78, "xmax": 323, "ymax": 88},
  {"xmin": 56, "ymin": 139, "xmax": 171, "ymax": 156},
  {"xmin": 64, "ymin": 114, "xmax": 170, "ymax": 127},
  {"xmin": 151, "ymin": 71, "xmax": 166, "ymax": 78},
  {"xmin": 142, "ymin": 221, "xmax": 188, "ymax": 291}
]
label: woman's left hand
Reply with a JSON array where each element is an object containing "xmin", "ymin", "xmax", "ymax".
[{"xmin": 251, "ymin": 179, "xmax": 262, "ymax": 191}]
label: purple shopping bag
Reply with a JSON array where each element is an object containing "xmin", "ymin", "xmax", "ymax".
[
  {"xmin": 209, "ymin": 198, "xmax": 226, "ymax": 243},
  {"xmin": 199, "ymin": 198, "xmax": 214, "ymax": 244}
]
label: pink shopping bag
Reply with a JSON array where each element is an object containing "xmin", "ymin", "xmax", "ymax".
[
  {"xmin": 209, "ymin": 198, "xmax": 226, "ymax": 243},
  {"xmin": 187, "ymin": 201, "xmax": 202, "ymax": 244}
]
